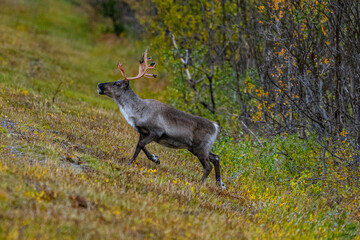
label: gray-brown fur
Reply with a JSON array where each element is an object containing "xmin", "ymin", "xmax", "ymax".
[{"xmin": 97, "ymin": 80, "xmax": 225, "ymax": 188}]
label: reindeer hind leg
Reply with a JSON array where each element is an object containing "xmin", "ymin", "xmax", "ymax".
[
  {"xmin": 209, "ymin": 152, "xmax": 225, "ymax": 189},
  {"xmin": 191, "ymin": 148, "xmax": 213, "ymax": 183}
]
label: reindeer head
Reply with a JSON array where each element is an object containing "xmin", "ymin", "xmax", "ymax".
[
  {"xmin": 97, "ymin": 49, "xmax": 157, "ymax": 98},
  {"xmin": 97, "ymin": 80, "xmax": 129, "ymax": 98}
]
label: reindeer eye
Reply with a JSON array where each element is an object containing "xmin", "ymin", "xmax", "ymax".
[{"xmin": 114, "ymin": 81, "xmax": 121, "ymax": 86}]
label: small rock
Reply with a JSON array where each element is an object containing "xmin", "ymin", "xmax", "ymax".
[{"xmin": 70, "ymin": 195, "xmax": 88, "ymax": 209}]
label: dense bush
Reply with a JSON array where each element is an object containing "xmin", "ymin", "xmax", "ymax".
[
  {"xmin": 139, "ymin": 0, "xmax": 360, "ymax": 188},
  {"xmin": 88, "ymin": 0, "xmax": 142, "ymax": 35}
]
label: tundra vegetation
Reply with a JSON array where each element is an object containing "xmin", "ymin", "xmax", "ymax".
[{"xmin": 0, "ymin": 0, "xmax": 359, "ymax": 239}]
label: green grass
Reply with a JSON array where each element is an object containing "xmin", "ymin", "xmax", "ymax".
[{"xmin": 0, "ymin": 0, "xmax": 359, "ymax": 239}]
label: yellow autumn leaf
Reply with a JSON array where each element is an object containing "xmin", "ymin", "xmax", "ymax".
[{"xmin": 258, "ymin": 5, "xmax": 265, "ymax": 13}]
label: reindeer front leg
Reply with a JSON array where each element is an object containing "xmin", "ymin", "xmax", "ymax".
[{"xmin": 128, "ymin": 133, "xmax": 160, "ymax": 165}]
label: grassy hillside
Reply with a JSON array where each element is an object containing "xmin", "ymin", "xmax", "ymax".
[
  {"xmin": 0, "ymin": 0, "xmax": 246, "ymax": 239},
  {"xmin": 0, "ymin": 0, "xmax": 359, "ymax": 239}
]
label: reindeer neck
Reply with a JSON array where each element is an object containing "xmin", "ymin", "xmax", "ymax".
[
  {"xmin": 114, "ymin": 86, "xmax": 144, "ymax": 109},
  {"xmin": 113, "ymin": 86, "xmax": 146, "ymax": 130}
]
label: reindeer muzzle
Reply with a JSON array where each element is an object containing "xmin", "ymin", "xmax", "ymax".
[{"xmin": 97, "ymin": 83, "xmax": 105, "ymax": 95}]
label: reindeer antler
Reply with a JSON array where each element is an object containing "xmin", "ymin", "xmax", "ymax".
[{"xmin": 118, "ymin": 49, "xmax": 157, "ymax": 81}]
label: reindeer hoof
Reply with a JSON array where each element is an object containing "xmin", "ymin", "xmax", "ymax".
[
  {"xmin": 151, "ymin": 154, "xmax": 160, "ymax": 164},
  {"xmin": 217, "ymin": 180, "xmax": 226, "ymax": 190}
]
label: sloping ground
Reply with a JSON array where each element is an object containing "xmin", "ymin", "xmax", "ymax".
[
  {"xmin": 0, "ymin": 0, "xmax": 249, "ymax": 239},
  {"xmin": 1, "ymin": 1, "xmax": 360, "ymax": 239}
]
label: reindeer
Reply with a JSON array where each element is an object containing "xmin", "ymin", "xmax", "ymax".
[{"xmin": 97, "ymin": 50, "xmax": 225, "ymax": 189}]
